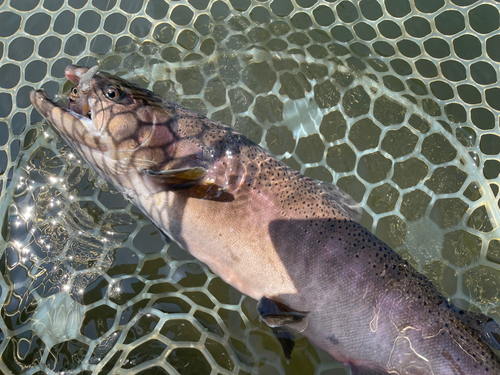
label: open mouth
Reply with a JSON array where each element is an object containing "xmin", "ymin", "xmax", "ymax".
[
  {"xmin": 68, "ymin": 86, "xmax": 93, "ymax": 120},
  {"xmin": 30, "ymin": 65, "xmax": 107, "ymax": 152}
]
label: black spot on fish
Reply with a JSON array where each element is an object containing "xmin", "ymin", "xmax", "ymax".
[{"xmin": 328, "ymin": 335, "xmax": 339, "ymax": 345}]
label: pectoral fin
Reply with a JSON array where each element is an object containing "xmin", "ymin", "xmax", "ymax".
[
  {"xmin": 143, "ymin": 167, "xmax": 207, "ymax": 189},
  {"xmin": 257, "ymin": 297, "xmax": 309, "ymax": 359}
]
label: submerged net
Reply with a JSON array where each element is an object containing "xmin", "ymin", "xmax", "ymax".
[{"xmin": 0, "ymin": 0, "xmax": 499, "ymax": 373}]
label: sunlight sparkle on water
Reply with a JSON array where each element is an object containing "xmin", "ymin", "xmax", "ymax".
[{"xmin": 24, "ymin": 206, "xmax": 33, "ymax": 219}]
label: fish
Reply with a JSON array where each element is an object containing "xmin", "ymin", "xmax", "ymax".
[{"xmin": 30, "ymin": 65, "xmax": 500, "ymax": 374}]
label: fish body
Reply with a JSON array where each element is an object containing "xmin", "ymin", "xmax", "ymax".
[{"xmin": 30, "ymin": 66, "xmax": 500, "ymax": 374}]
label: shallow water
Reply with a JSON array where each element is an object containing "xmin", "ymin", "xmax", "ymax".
[{"xmin": 0, "ymin": 0, "xmax": 499, "ymax": 374}]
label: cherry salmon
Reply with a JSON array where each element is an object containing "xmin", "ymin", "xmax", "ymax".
[{"xmin": 30, "ymin": 65, "xmax": 500, "ymax": 374}]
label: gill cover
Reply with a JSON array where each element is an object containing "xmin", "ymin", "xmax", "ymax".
[{"xmin": 65, "ymin": 65, "xmax": 207, "ymax": 190}]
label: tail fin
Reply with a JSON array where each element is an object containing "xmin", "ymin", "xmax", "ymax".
[
  {"xmin": 482, "ymin": 318, "xmax": 500, "ymax": 352},
  {"xmin": 458, "ymin": 307, "xmax": 500, "ymax": 353}
]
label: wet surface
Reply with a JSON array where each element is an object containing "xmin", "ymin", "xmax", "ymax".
[{"xmin": 0, "ymin": 0, "xmax": 499, "ymax": 374}]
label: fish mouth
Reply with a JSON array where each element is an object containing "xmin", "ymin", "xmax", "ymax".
[
  {"xmin": 30, "ymin": 86, "xmax": 107, "ymax": 152},
  {"xmin": 29, "ymin": 89, "xmax": 92, "ymax": 129},
  {"xmin": 29, "ymin": 89, "xmax": 60, "ymax": 122}
]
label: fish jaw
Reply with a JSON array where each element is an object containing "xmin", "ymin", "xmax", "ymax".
[
  {"xmin": 30, "ymin": 88, "xmax": 135, "ymax": 193},
  {"xmin": 30, "ymin": 89, "xmax": 108, "ymax": 152}
]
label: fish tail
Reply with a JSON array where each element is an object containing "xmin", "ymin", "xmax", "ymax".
[{"xmin": 482, "ymin": 318, "xmax": 500, "ymax": 352}]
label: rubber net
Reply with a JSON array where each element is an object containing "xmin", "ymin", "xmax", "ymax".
[{"xmin": 0, "ymin": 0, "xmax": 499, "ymax": 374}]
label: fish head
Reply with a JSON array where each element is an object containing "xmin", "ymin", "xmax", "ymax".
[{"xmin": 30, "ymin": 65, "xmax": 181, "ymax": 189}]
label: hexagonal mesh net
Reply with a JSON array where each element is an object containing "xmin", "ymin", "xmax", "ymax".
[{"xmin": 0, "ymin": 0, "xmax": 499, "ymax": 373}]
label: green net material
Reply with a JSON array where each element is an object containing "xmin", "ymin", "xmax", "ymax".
[{"xmin": 0, "ymin": 0, "xmax": 499, "ymax": 374}]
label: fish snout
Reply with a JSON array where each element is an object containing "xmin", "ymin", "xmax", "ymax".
[{"xmin": 30, "ymin": 89, "xmax": 53, "ymax": 118}]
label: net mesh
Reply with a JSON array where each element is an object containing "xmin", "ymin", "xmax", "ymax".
[{"xmin": 0, "ymin": 0, "xmax": 499, "ymax": 374}]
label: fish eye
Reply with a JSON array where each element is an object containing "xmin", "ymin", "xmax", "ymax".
[
  {"xmin": 105, "ymin": 87, "xmax": 118, "ymax": 100},
  {"xmin": 71, "ymin": 87, "xmax": 78, "ymax": 95},
  {"xmin": 104, "ymin": 86, "xmax": 123, "ymax": 101}
]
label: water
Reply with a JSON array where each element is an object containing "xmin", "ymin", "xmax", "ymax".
[{"xmin": 0, "ymin": 0, "xmax": 499, "ymax": 374}]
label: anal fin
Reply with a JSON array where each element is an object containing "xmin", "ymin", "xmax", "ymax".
[
  {"xmin": 257, "ymin": 297, "xmax": 309, "ymax": 360},
  {"xmin": 271, "ymin": 328, "xmax": 295, "ymax": 360}
]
